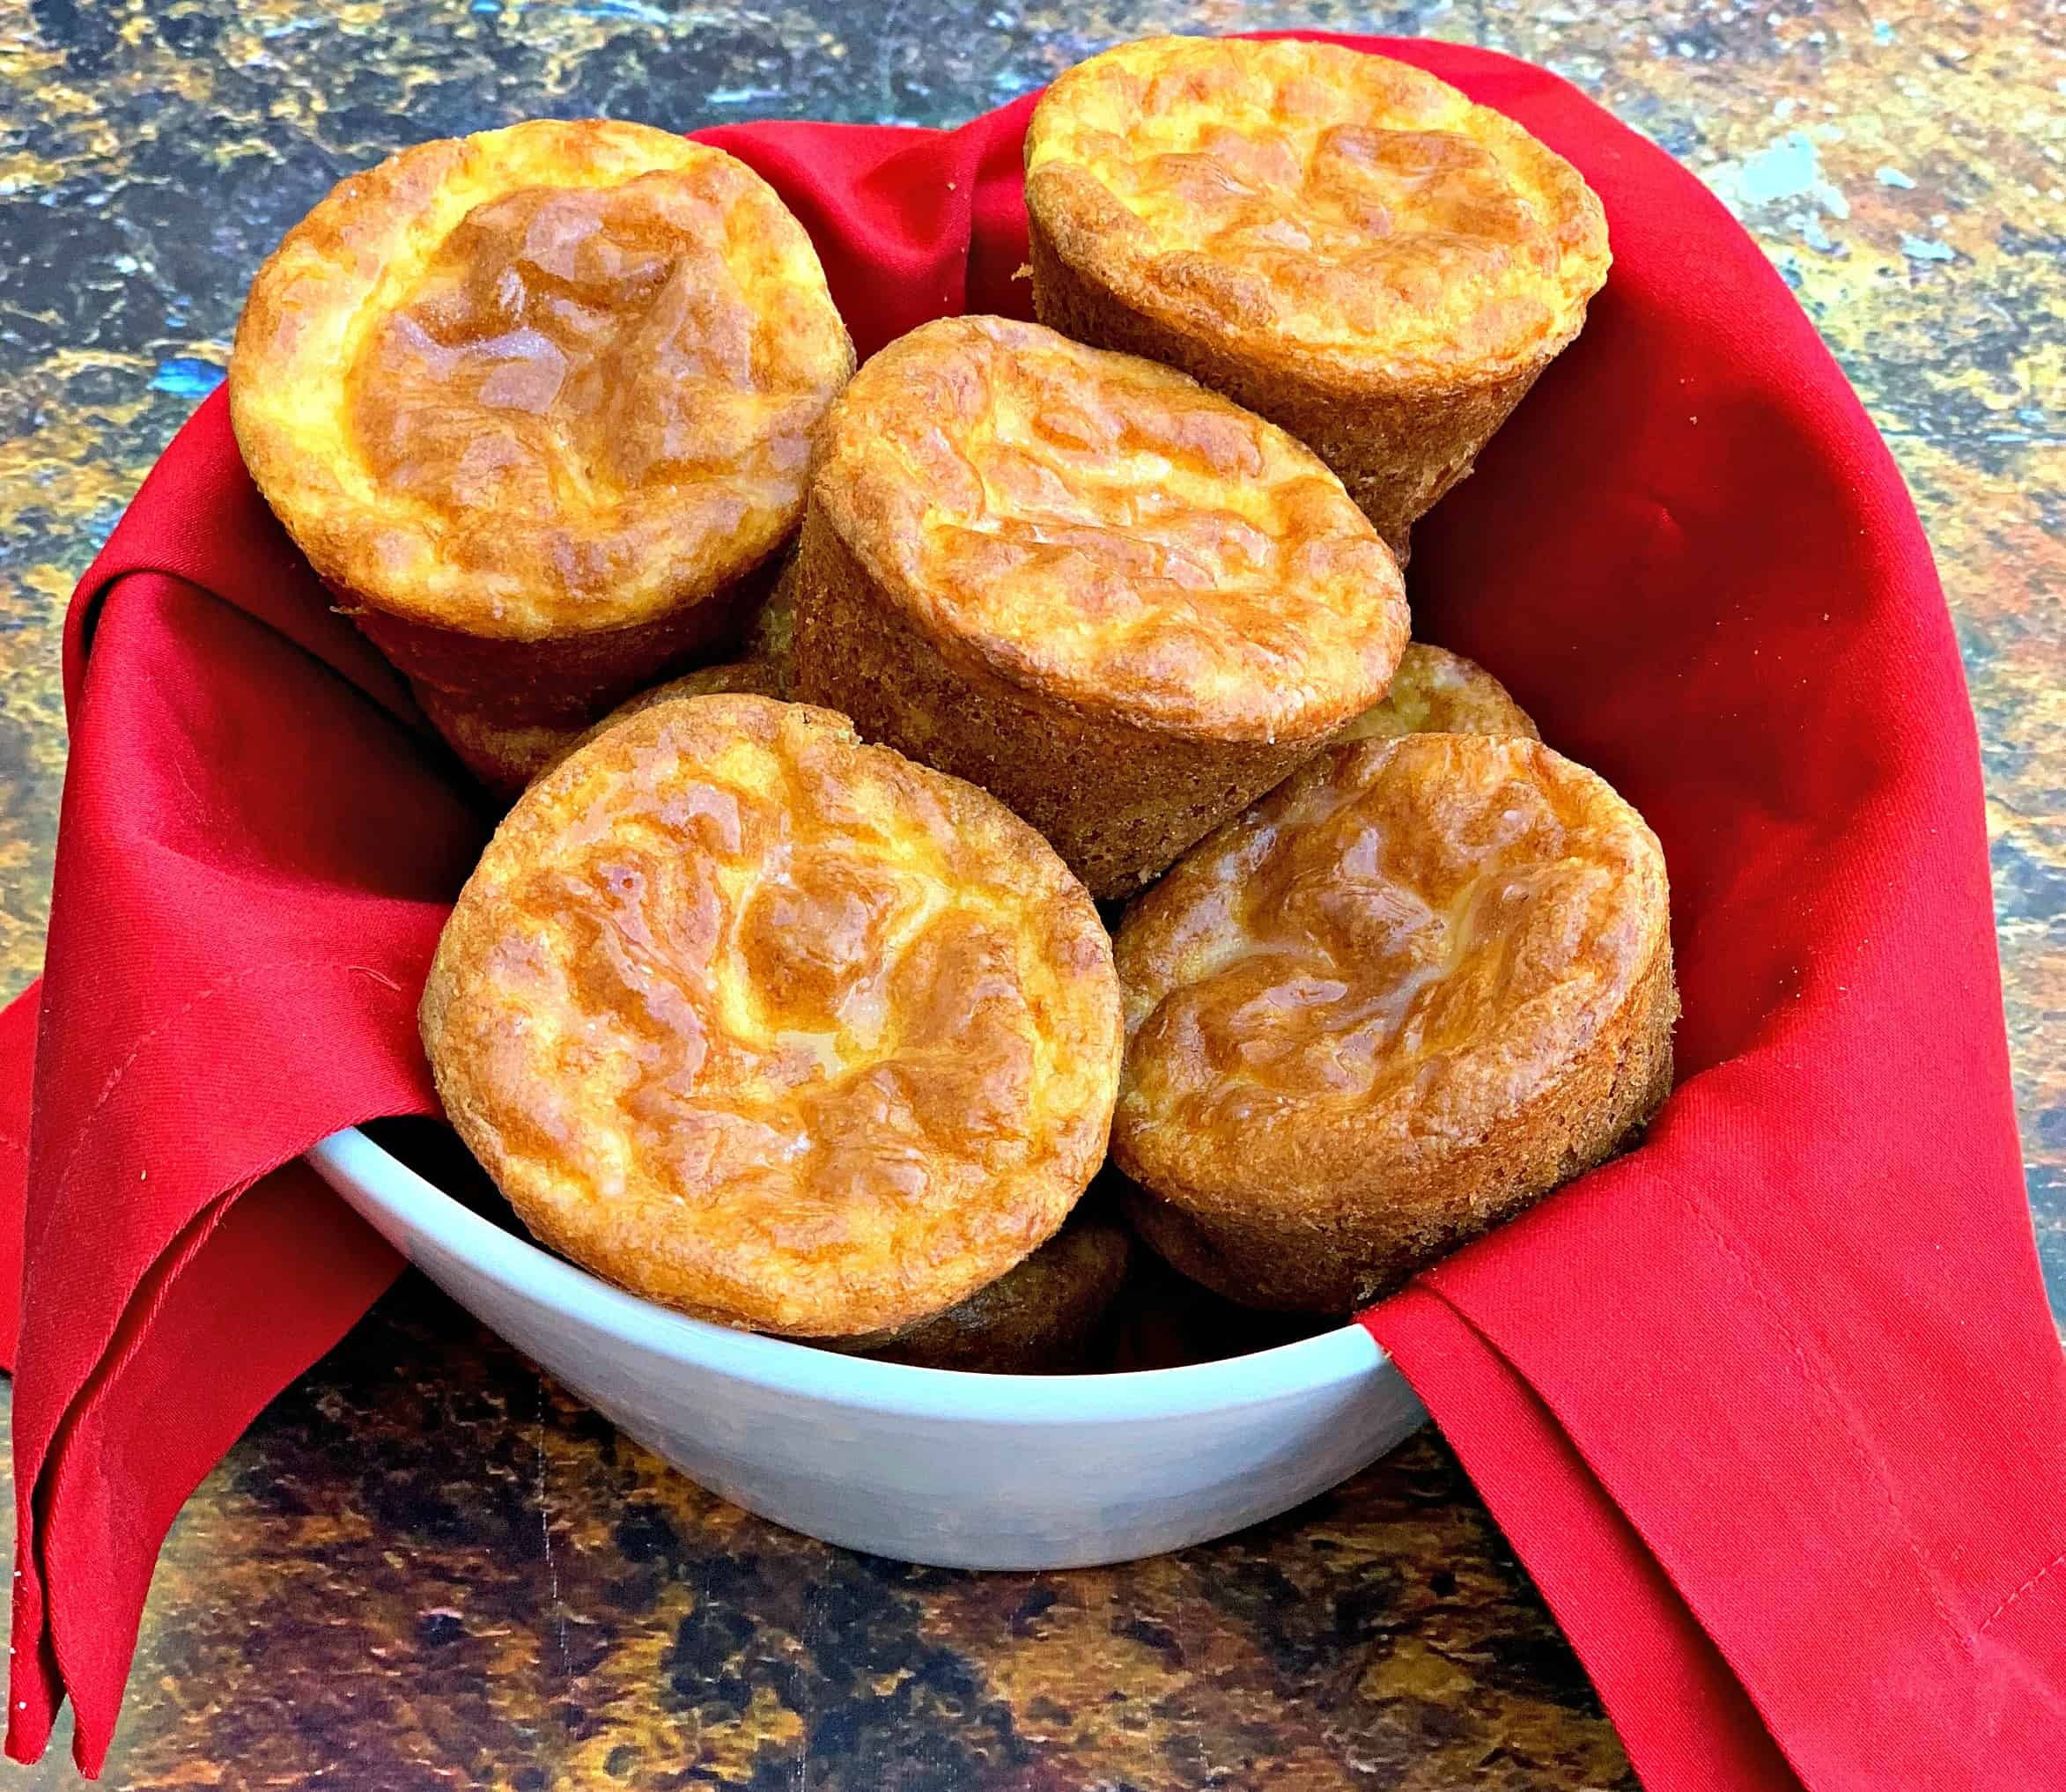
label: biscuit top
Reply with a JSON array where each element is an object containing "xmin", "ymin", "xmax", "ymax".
[
  {"xmin": 1335, "ymin": 642, "xmax": 1540, "ymax": 744},
  {"xmin": 811, "ymin": 315, "xmax": 1407, "ymax": 738},
  {"xmin": 1025, "ymin": 38, "xmax": 1609, "ymax": 377},
  {"xmin": 423, "ymin": 695, "xmax": 1123, "ymax": 1337},
  {"xmin": 1114, "ymin": 734, "xmax": 1666, "ymax": 1175},
  {"xmin": 231, "ymin": 121, "xmax": 853, "ymax": 639}
]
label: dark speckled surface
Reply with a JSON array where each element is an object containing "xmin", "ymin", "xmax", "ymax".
[
  {"xmin": 1, "ymin": 0, "xmax": 2061, "ymax": 1784},
  {"xmin": 9, "ymin": 1297, "xmax": 1638, "ymax": 1789}
]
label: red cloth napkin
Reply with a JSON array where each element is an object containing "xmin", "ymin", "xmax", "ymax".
[{"xmin": 4, "ymin": 34, "xmax": 2061, "ymax": 1787}]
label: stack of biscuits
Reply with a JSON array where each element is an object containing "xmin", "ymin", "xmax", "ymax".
[{"xmin": 229, "ymin": 38, "xmax": 1673, "ymax": 1371}]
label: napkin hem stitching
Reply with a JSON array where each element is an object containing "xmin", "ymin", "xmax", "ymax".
[
  {"xmin": 39, "ymin": 957, "xmax": 404, "ymax": 1223},
  {"xmin": 1682, "ymin": 1191, "xmax": 1974, "ymax": 1658},
  {"xmin": 1977, "ymin": 1546, "xmax": 2066, "ymax": 1637}
]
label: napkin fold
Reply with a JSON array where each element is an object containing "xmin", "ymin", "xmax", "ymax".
[{"xmin": 4, "ymin": 35, "xmax": 2062, "ymax": 1787}]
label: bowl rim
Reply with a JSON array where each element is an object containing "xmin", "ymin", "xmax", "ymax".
[{"xmin": 307, "ymin": 1125, "xmax": 1388, "ymax": 1427}]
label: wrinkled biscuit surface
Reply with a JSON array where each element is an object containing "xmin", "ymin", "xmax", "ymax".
[
  {"xmin": 232, "ymin": 120, "xmax": 853, "ymax": 638},
  {"xmin": 1026, "ymin": 37, "xmax": 1608, "ymax": 378},
  {"xmin": 812, "ymin": 313, "xmax": 1406, "ymax": 739},
  {"xmin": 1116, "ymin": 734, "xmax": 1668, "ymax": 1196},
  {"xmin": 424, "ymin": 695, "xmax": 1123, "ymax": 1337}
]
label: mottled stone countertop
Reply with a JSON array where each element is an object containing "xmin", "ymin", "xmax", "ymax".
[{"xmin": 0, "ymin": 0, "xmax": 2060, "ymax": 1785}]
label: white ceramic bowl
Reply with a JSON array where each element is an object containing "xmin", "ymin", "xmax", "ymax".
[{"xmin": 306, "ymin": 1125, "xmax": 1425, "ymax": 1569}]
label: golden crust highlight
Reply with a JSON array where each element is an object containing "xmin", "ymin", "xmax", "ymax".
[{"xmin": 1025, "ymin": 37, "xmax": 1608, "ymax": 380}]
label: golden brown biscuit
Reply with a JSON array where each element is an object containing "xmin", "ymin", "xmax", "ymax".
[
  {"xmin": 495, "ymin": 566, "xmax": 801, "ymax": 796},
  {"xmin": 1335, "ymin": 642, "xmax": 1539, "ymax": 745},
  {"xmin": 423, "ymin": 694, "xmax": 1124, "ymax": 1338},
  {"xmin": 833, "ymin": 1209, "xmax": 1133, "ymax": 1373},
  {"xmin": 1025, "ymin": 38, "xmax": 1610, "ymax": 557},
  {"xmin": 231, "ymin": 119, "xmax": 854, "ymax": 787},
  {"xmin": 790, "ymin": 313, "xmax": 1408, "ymax": 899},
  {"xmin": 1113, "ymin": 734, "xmax": 1675, "ymax": 1311},
  {"xmin": 526, "ymin": 657, "xmax": 785, "ymax": 787}
]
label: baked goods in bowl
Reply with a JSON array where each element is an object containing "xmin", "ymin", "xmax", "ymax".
[
  {"xmin": 1024, "ymin": 37, "xmax": 1610, "ymax": 557},
  {"xmin": 790, "ymin": 313, "xmax": 1409, "ymax": 899},
  {"xmin": 1112, "ymin": 733, "xmax": 1676, "ymax": 1311},
  {"xmin": 497, "ymin": 564, "xmax": 801, "ymax": 790},
  {"xmin": 527, "ymin": 655, "xmax": 784, "ymax": 785},
  {"xmin": 1337, "ymin": 641, "xmax": 1539, "ymax": 744},
  {"xmin": 838, "ymin": 1207, "xmax": 1133, "ymax": 1372},
  {"xmin": 420, "ymin": 692, "xmax": 1124, "ymax": 1338},
  {"xmin": 229, "ymin": 119, "xmax": 854, "ymax": 793},
  {"xmin": 415, "ymin": 692, "xmax": 592, "ymax": 800}
]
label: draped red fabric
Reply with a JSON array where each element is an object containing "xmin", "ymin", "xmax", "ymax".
[{"xmin": 4, "ymin": 36, "xmax": 2059, "ymax": 1787}]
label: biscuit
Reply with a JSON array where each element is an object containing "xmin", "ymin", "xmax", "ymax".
[
  {"xmin": 423, "ymin": 694, "xmax": 1124, "ymax": 1338},
  {"xmin": 492, "ymin": 563, "xmax": 802, "ymax": 794},
  {"xmin": 1113, "ymin": 733, "xmax": 1675, "ymax": 1310},
  {"xmin": 837, "ymin": 1209, "xmax": 1133, "ymax": 1373},
  {"xmin": 791, "ymin": 313, "xmax": 1408, "ymax": 898},
  {"xmin": 526, "ymin": 657, "xmax": 786, "ymax": 786},
  {"xmin": 1336, "ymin": 642, "xmax": 1538, "ymax": 744},
  {"xmin": 1026, "ymin": 37, "xmax": 1610, "ymax": 557},
  {"xmin": 230, "ymin": 119, "xmax": 853, "ymax": 788}
]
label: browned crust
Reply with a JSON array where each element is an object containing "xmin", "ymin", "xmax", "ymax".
[
  {"xmin": 1023, "ymin": 42, "xmax": 1608, "ymax": 375},
  {"xmin": 1030, "ymin": 217, "xmax": 1575, "ymax": 557},
  {"xmin": 802, "ymin": 315, "xmax": 1405, "ymax": 741},
  {"xmin": 1022, "ymin": 40, "xmax": 1606, "ymax": 554},
  {"xmin": 421, "ymin": 693, "xmax": 1125, "ymax": 1338},
  {"xmin": 1110, "ymin": 734, "xmax": 1677, "ymax": 1311},
  {"xmin": 830, "ymin": 1210, "xmax": 1133, "ymax": 1373},
  {"xmin": 788, "ymin": 503, "xmax": 1342, "ymax": 899},
  {"xmin": 1334, "ymin": 641, "xmax": 1541, "ymax": 746},
  {"xmin": 371, "ymin": 548, "xmax": 780, "ymax": 795},
  {"xmin": 229, "ymin": 121, "xmax": 852, "ymax": 641},
  {"xmin": 231, "ymin": 118, "xmax": 849, "ymax": 793},
  {"xmin": 1119, "ymin": 939, "xmax": 1677, "ymax": 1311}
]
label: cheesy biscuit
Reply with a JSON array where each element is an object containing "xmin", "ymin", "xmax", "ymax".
[
  {"xmin": 232, "ymin": 120, "xmax": 853, "ymax": 791},
  {"xmin": 1027, "ymin": 38, "xmax": 1609, "ymax": 557},
  {"xmin": 423, "ymin": 695, "xmax": 1123, "ymax": 1338},
  {"xmin": 1114, "ymin": 733, "xmax": 1675, "ymax": 1310},
  {"xmin": 791, "ymin": 314, "xmax": 1408, "ymax": 898}
]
